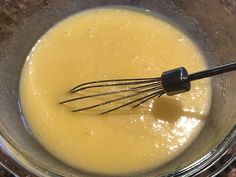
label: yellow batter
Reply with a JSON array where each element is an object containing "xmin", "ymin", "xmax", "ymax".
[{"xmin": 20, "ymin": 8, "xmax": 211, "ymax": 175}]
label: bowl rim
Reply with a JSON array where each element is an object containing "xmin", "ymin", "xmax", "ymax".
[
  {"xmin": 1, "ymin": 1, "xmax": 236, "ymax": 176},
  {"xmin": 0, "ymin": 123, "xmax": 236, "ymax": 177}
]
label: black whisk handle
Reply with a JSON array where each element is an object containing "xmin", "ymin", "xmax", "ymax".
[
  {"xmin": 161, "ymin": 61, "xmax": 236, "ymax": 96},
  {"xmin": 161, "ymin": 67, "xmax": 190, "ymax": 95},
  {"xmin": 188, "ymin": 61, "xmax": 236, "ymax": 81}
]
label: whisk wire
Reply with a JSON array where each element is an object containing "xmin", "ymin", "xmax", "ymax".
[
  {"xmin": 60, "ymin": 82, "xmax": 162, "ymax": 104},
  {"xmin": 70, "ymin": 77, "xmax": 160, "ymax": 93},
  {"xmin": 101, "ymin": 90, "xmax": 164, "ymax": 114},
  {"xmin": 132, "ymin": 90, "xmax": 165, "ymax": 109},
  {"xmin": 72, "ymin": 86, "xmax": 163, "ymax": 112}
]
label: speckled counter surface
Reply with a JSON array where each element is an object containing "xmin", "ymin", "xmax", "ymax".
[
  {"xmin": 0, "ymin": 0, "xmax": 236, "ymax": 176},
  {"xmin": 0, "ymin": 166, "xmax": 15, "ymax": 177},
  {"xmin": 221, "ymin": 162, "xmax": 236, "ymax": 177}
]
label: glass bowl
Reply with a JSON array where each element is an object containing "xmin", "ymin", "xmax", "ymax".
[{"xmin": 0, "ymin": 0, "xmax": 236, "ymax": 176}]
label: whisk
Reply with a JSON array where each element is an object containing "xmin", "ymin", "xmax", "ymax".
[{"xmin": 60, "ymin": 61, "xmax": 236, "ymax": 114}]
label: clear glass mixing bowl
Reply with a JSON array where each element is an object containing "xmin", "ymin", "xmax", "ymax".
[{"xmin": 0, "ymin": 0, "xmax": 236, "ymax": 176}]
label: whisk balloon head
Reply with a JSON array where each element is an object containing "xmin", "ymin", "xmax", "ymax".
[
  {"xmin": 60, "ymin": 67, "xmax": 191, "ymax": 114},
  {"xmin": 60, "ymin": 77, "xmax": 165, "ymax": 114}
]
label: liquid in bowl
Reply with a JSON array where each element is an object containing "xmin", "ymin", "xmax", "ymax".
[{"xmin": 20, "ymin": 8, "xmax": 211, "ymax": 175}]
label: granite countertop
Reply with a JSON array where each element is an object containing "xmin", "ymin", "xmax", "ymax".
[
  {"xmin": 0, "ymin": 0, "xmax": 236, "ymax": 176},
  {"xmin": 0, "ymin": 166, "xmax": 16, "ymax": 177}
]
